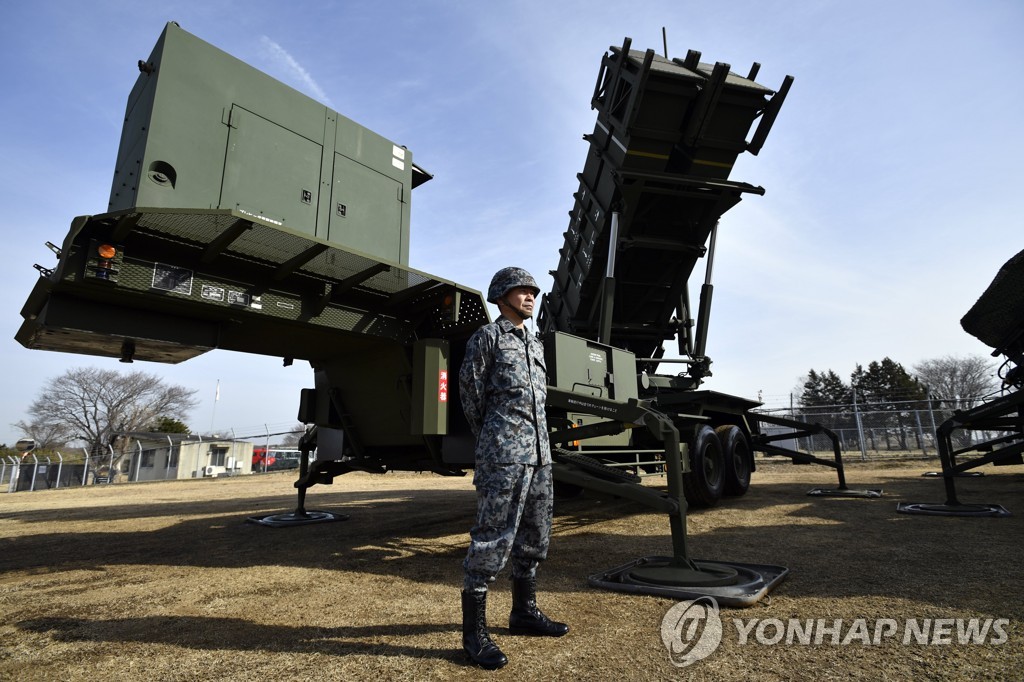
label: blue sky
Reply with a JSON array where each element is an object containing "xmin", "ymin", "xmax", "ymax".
[{"xmin": 1, "ymin": 1, "xmax": 1021, "ymax": 445}]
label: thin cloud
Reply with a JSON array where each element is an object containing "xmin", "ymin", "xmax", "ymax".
[{"xmin": 259, "ymin": 36, "xmax": 333, "ymax": 107}]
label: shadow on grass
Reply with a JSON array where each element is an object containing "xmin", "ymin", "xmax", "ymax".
[
  {"xmin": 19, "ymin": 615, "xmax": 462, "ymax": 661},
  {"xmin": 1, "ymin": 465, "xmax": 1022, "ymax": 613}
]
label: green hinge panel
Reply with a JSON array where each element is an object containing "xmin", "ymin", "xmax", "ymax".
[{"xmin": 109, "ymin": 21, "xmax": 413, "ymax": 265}]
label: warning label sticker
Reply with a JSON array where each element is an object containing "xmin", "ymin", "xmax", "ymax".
[{"xmin": 438, "ymin": 370, "xmax": 448, "ymax": 402}]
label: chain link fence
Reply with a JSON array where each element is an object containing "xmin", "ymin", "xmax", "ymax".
[
  {"xmin": 3, "ymin": 427, "xmax": 306, "ymax": 493},
  {"xmin": 754, "ymin": 398, "xmax": 993, "ymax": 461},
  {"xmin": 2, "ymin": 452, "xmax": 96, "ymax": 493}
]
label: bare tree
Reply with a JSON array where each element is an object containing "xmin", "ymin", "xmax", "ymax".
[
  {"xmin": 277, "ymin": 423, "xmax": 306, "ymax": 448},
  {"xmin": 23, "ymin": 367, "xmax": 199, "ymax": 468},
  {"xmin": 912, "ymin": 355, "xmax": 999, "ymax": 408},
  {"xmin": 11, "ymin": 418, "xmax": 71, "ymax": 452}
]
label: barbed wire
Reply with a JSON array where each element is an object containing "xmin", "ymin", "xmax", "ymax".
[
  {"xmin": 755, "ymin": 391, "xmax": 994, "ymax": 411},
  {"xmin": 755, "ymin": 396, "xmax": 994, "ymax": 416},
  {"xmin": 203, "ymin": 421, "xmax": 305, "ymax": 442}
]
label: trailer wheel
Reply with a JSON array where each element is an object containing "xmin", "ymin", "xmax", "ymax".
[
  {"xmin": 715, "ymin": 424, "xmax": 752, "ymax": 497},
  {"xmin": 683, "ymin": 425, "xmax": 725, "ymax": 507}
]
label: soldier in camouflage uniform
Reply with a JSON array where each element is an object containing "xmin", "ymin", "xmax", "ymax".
[{"xmin": 458, "ymin": 266, "xmax": 569, "ymax": 670}]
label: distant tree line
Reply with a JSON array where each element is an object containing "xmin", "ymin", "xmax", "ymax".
[
  {"xmin": 793, "ymin": 355, "xmax": 999, "ymax": 452},
  {"xmin": 799, "ymin": 354, "xmax": 999, "ymax": 411}
]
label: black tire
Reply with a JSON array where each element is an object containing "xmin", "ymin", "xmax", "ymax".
[
  {"xmin": 683, "ymin": 425, "xmax": 725, "ymax": 508},
  {"xmin": 715, "ymin": 424, "xmax": 752, "ymax": 497}
]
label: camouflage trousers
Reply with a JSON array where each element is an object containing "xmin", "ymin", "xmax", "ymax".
[{"xmin": 463, "ymin": 462, "xmax": 553, "ymax": 592}]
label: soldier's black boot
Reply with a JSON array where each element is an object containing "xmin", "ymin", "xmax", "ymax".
[
  {"xmin": 461, "ymin": 589, "xmax": 508, "ymax": 670},
  {"xmin": 509, "ymin": 576, "xmax": 570, "ymax": 637}
]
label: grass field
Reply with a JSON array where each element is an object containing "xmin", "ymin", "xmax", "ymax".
[{"xmin": 1, "ymin": 459, "xmax": 1021, "ymax": 680}]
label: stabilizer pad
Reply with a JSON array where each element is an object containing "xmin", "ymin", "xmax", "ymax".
[
  {"xmin": 246, "ymin": 510, "xmax": 350, "ymax": 527},
  {"xmin": 589, "ymin": 556, "xmax": 788, "ymax": 608},
  {"xmin": 807, "ymin": 488, "xmax": 883, "ymax": 498},
  {"xmin": 896, "ymin": 502, "xmax": 1010, "ymax": 518}
]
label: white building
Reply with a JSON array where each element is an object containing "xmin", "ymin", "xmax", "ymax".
[{"xmin": 121, "ymin": 433, "xmax": 254, "ymax": 481}]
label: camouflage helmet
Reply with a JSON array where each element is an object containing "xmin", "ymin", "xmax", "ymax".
[{"xmin": 487, "ymin": 267, "xmax": 540, "ymax": 304}]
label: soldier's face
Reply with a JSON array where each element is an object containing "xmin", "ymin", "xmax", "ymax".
[{"xmin": 504, "ymin": 287, "xmax": 535, "ymax": 318}]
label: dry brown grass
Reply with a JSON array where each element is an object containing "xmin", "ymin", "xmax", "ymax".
[{"xmin": 1, "ymin": 459, "xmax": 1021, "ymax": 681}]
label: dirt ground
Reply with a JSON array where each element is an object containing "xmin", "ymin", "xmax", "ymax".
[{"xmin": 1, "ymin": 458, "xmax": 1021, "ymax": 681}]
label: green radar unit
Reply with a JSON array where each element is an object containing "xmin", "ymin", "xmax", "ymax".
[
  {"xmin": 18, "ymin": 22, "xmax": 480, "ymax": 366},
  {"xmin": 110, "ymin": 21, "xmax": 426, "ymax": 264}
]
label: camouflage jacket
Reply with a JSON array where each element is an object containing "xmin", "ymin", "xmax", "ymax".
[{"xmin": 459, "ymin": 316, "xmax": 551, "ymax": 465}]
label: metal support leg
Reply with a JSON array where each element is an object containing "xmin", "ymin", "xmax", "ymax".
[
  {"xmin": 753, "ymin": 413, "xmax": 881, "ymax": 498},
  {"xmin": 247, "ymin": 426, "xmax": 350, "ymax": 527},
  {"xmin": 587, "ymin": 412, "xmax": 789, "ymax": 607},
  {"xmin": 898, "ymin": 398, "xmax": 1018, "ymax": 517}
]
